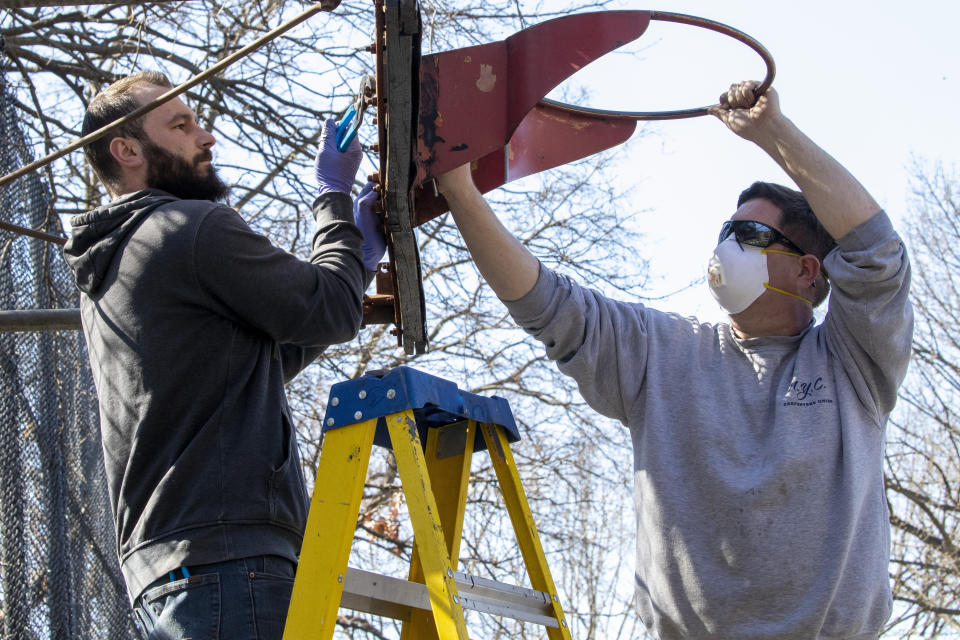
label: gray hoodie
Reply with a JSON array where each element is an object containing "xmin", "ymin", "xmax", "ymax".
[
  {"xmin": 505, "ymin": 211, "xmax": 912, "ymax": 639},
  {"xmin": 63, "ymin": 188, "xmax": 366, "ymax": 601}
]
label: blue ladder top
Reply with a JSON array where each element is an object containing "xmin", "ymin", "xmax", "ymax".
[{"xmin": 322, "ymin": 366, "xmax": 520, "ymax": 452}]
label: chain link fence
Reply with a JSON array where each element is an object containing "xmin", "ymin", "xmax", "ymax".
[{"xmin": 0, "ymin": 62, "xmax": 138, "ymax": 639}]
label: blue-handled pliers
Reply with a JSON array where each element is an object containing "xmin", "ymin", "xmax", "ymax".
[{"xmin": 336, "ymin": 75, "xmax": 376, "ymax": 152}]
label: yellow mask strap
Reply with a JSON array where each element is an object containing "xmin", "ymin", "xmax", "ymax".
[
  {"xmin": 760, "ymin": 248, "xmax": 813, "ymax": 305},
  {"xmin": 761, "ymin": 248, "xmax": 803, "ymax": 258},
  {"xmin": 764, "ymin": 283, "xmax": 813, "ymax": 306}
]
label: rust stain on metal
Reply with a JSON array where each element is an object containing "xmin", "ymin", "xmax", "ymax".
[
  {"xmin": 538, "ymin": 108, "xmax": 595, "ymax": 130},
  {"xmin": 475, "ymin": 64, "xmax": 496, "ymax": 92},
  {"xmin": 417, "ymin": 56, "xmax": 443, "ymax": 173}
]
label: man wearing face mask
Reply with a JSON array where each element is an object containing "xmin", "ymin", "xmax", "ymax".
[
  {"xmin": 436, "ymin": 80, "xmax": 912, "ymax": 639},
  {"xmin": 63, "ymin": 71, "xmax": 386, "ymax": 637}
]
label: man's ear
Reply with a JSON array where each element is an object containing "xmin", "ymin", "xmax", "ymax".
[
  {"xmin": 109, "ymin": 136, "xmax": 145, "ymax": 170},
  {"xmin": 797, "ymin": 254, "xmax": 821, "ymax": 289}
]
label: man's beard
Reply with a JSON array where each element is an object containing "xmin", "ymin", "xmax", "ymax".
[{"xmin": 142, "ymin": 141, "xmax": 230, "ymax": 202}]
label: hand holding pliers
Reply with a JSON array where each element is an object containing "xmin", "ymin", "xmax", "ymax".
[{"xmin": 336, "ymin": 75, "xmax": 376, "ymax": 152}]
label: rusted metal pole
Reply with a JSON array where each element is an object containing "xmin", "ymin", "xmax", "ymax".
[
  {"xmin": 0, "ymin": 309, "xmax": 81, "ymax": 332},
  {"xmin": 0, "ymin": 0, "xmax": 200, "ymax": 7},
  {"xmin": 0, "ymin": 219, "xmax": 66, "ymax": 245},
  {"xmin": 0, "ymin": 0, "xmax": 342, "ymax": 191}
]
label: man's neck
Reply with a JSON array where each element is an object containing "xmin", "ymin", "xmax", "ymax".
[
  {"xmin": 729, "ymin": 301, "xmax": 813, "ymax": 339},
  {"xmin": 112, "ymin": 173, "xmax": 148, "ymax": 199}
]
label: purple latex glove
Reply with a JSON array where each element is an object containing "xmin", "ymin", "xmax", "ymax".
[
  {"xmin": 354, "ymin": 182, "xmax": 387, "ymax": 271},
  {"xmin": 315, "ymin": 118, "xmax": 362, "ymax": 195}
]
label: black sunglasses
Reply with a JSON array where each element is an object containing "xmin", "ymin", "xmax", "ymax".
[{"xmin": 718, "ymin": 220, "xmax": 808, "ymax": 256}]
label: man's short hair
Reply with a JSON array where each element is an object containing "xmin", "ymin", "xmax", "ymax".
[
  {"xmin": 737, "ymin": 181, "xmax": 836, "ymax": 306},
  {"xmin": 82, "ymin": 71, "xmax": 172, "ymax": 190}
]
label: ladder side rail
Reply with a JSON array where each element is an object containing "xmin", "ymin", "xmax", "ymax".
[
  {"xmin": 401, "ymin": 419, "xmax": 476, "ymax": 640},
  {"xmin": 387, "ymin": 410, "xmax": 471, "ymax": 639},
  {"xmin": 480, "ymin": 422, "xmax": 573, "ymax": 640},
  {"xmin": 283, "ymin": 419, "xmax": 378, "ymax": 639}
]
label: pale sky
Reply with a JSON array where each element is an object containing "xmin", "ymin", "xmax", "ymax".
[{"xmin": 542, "ymin": 0, "xmax": 959, "ymax": 322}]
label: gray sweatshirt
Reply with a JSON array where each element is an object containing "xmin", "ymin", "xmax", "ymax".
[
  {"xmin": 504, "ymin": 211, "xmax": 912, "ymax": 639},
  {"xmin": 63, "ymin": 188, "xmax": 367, "ymax": 602}
]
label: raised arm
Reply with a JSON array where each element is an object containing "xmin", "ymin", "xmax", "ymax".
[
  {"xmin": 711, "ymin": 82, "xmax": 880, "ymax": 239},
  {"xmin": 436, "ymin": 164, "xmax": 540, "ymax": 301}
]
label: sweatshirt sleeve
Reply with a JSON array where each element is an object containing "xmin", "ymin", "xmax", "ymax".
[
  {"xmin": 504, "ymin": 266, "xmax": 649, "ymax": 424},
  {"xmin": 193, "ymin": 192, "xmax": 367, "ymax": 351},
  {"xmin": 822, "ymin": 210, "xmax": 913, "ymax": 420}
]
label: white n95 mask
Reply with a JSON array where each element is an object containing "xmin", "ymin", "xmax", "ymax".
[
  {"xmin": 707, "ymin": 238, "xmax": 769, "ymax": 314},
  {"xmin": 707, "ymin": 237, "xmax": 813, "ymax": 314}
]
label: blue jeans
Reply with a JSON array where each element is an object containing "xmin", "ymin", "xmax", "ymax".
[{"xmin": 132, "ymin": 555, "xmax": 296, "ymax": 640}]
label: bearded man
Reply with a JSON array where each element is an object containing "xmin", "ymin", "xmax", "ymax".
[{"xmin": 63, "ymin": 71, "xmax": 384, "ymax": 638}]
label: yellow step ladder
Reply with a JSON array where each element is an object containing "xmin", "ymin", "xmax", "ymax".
[{"xmin": 283, "ymin": 366, "xmax": 572, "ymax": 639}]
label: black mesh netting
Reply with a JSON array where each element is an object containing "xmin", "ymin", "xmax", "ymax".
[{"xmin": 0, "ymin": 67, "xmax": 139, "ymax": 637}]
